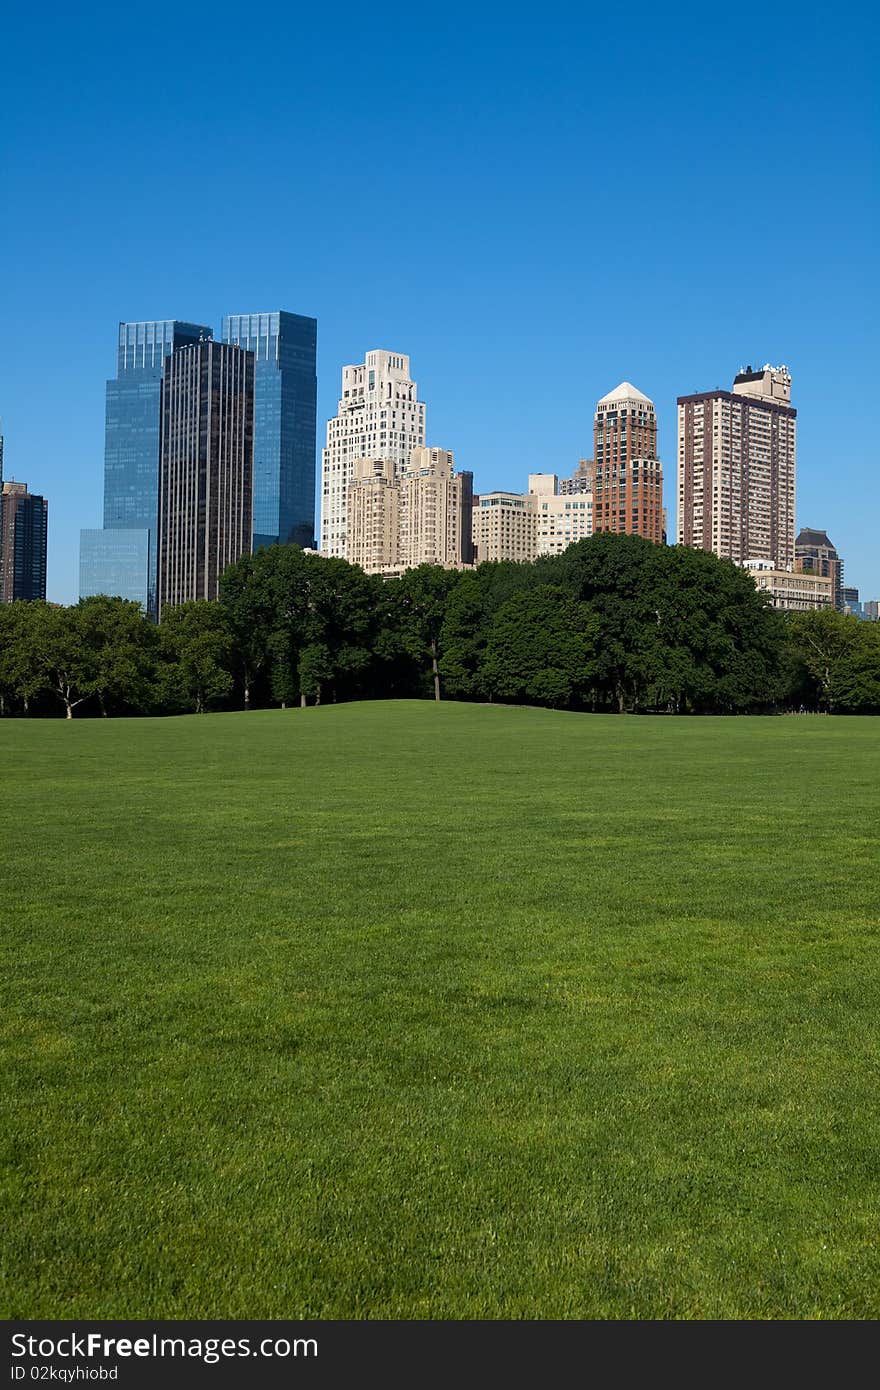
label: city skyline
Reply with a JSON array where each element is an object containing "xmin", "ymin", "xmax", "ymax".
[
  {"xmin": 2, "ymin": 4, "xmax": 877, "ymax": 602},
  {"xmin": 4, "ymin": 330, "xmax": 880, "ymax": 607}
]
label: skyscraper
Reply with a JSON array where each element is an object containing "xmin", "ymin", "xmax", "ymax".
[
  {"xmin": 677, "ymin": 365, "xmax": 796, "ymax": 569},
  {"xmin": 80, "ymin": 320, "xmax": 211, "ymax": 614},
  {"xmin": 322, "ymin": 351, "xmax": 426, "ymax": 558},
  {"xmin": 157, "ymin": 340, "xmax": 254, "ymax": 616},
  {"xmin": 1, "ymin": 480, "xmax": 48, "ymax": 602},
  {"xmin": 795, "ymin": 528, "xmax": 843, "ymax": 611},
  {"xmin": 592, "ymin": 383, "xmax": 663, "ymax": 543},
  {"xmin": 399, "ymin": 448, "xmax": 473, "ymax": 572},
  {"xmin": 222, "ymin": 311, "xmax": 317, "ymax": 550}
]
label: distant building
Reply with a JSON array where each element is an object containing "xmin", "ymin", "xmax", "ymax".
[
  {"xmin": 678, "ymin": 364, "xmax": 796, "ymax": 570},
  {"xmin": 558, "ymin": 459, "xmax": 595, "ymax": 495},
  {"xmin": 795, "ymin": 528, "xmax": 843, "ymax": 611},
  {"xmin": 841, "ymin": 586, "xmax": 864, "ymax": 619},
  {"xmin": 864, "ymin": 600, "xmax": 879, "ymax": 621},
  {"xmin": 1, "ymin": 480, "xmax": 48, "ymax": 602},
  {"xmin": 157, "ymin": 340, "xmax": 254, "ymax": 616},
  {"xmin": 743, "ymin": 559, "xmax": 831, "ymax": 611},
  {"xmin": 593, "ymin": 383, "xmax": 663, "ymax": 543},
  {"xmin": 222, "ymin": 311, "xmax": 317, "ymax": 550},
  {"xmin": 346, "ymin": 447, "xmax": 472, "ymax": 576},
  {"xmin": 472, "ymin": 491, "xmax": 538, "ymax": 564},
  {"xmin": 322, "ymin": 351, "xmax": 426, "ymax": 559},
  {"xmin": 528, "ymin": 473, "xmax": 593, "ymax": 556},
  {"xmin": 80, "ymin": 320, "xmax": 211, "ymax": 615}
]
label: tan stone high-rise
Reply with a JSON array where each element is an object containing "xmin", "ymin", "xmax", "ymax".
[
  {"xmin": 322, "ymin": 350, "xmax": 426, "ymax": 558},
  {"xmin": 678, "ymin": 364, "xmax": 796, "ymax": 568},
  {"xmin": 399, "ymin": 448, "xmax": 473, "ymax": 570},
  {"xmin": 346, "ymin": 447, "xmax": 473, "ymax": 576},
  {"xmin": 592, "ymin": 384, "xmax": 663, "ymax": 543},
  {"xmin": 346, "ymin": 458, "xmax": 400, "ymax": 575}
]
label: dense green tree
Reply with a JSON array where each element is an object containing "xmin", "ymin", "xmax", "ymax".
[
  {"xmin": 785, "ymin": 609, "xmax": 880, "ymax": 712},
  {"xmin": 0, "ymin": 603, "xmax": 48, "ymax": 715},
  {"xmin": 480, "ymin": 586, "xmax": 600, "ymax": 708},
  {"xmin": 297, "ymin": 642, "xmax": 334, "ymax": 706},
  {"xmin": 225, "ymin": 546, "xmax": 380, "ymax": 708},
  {"xmin": 390, "ymin": 565, "xmax": 463, "ymax": 700},
  {"xmin": 640, "ymin": 546, "xmax": 784, "ymax": 713},
  {"xmin": 36, "ymin": 605, "xmax": 100, "ymax": 719},
  {"xmin": 439, "ymin": 561, "xmax": 539, "ymax": 699},
  {"xmin": 158, "ymin": 602, "xmax": 234, "ymax": 713},
  {"xmin": 218, "ymin": 552, "xmax": 277, "ymax": 710},
  {"xmin": 75, "ymin": 595, "xmax": 158, "ymax": 716},
  {"xmin": 549, "ymin": 533, "xmax": 659, "ymax": 711}
]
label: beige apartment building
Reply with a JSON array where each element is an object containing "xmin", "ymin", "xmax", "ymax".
[
  {"xmin": 743, "ymin": 560, "xmax": 832, "ymax": 611},
  {"xmin": 400, "ymin": 448, "xmax": 473, "ymax": 570},
  {"xmin": 528, "ymin": 473, "xmax": 593, "ymax": 556},
  {"xmin": 472, "ymin": 491, "xmax": 538, "ymax": 564},
  {"xmin": 347, "ymin": 457, "xmax": 400, "ymax": 574},
  {"xmin": 678, "ymin": 364, "xmax": 796, "ymax": 569},
  {"xmin": 346, "ymin": 447, "xmax": 473, "ymax": 576}
]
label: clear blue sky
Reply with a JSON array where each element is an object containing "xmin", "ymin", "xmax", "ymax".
[{"xmin": 2, "ymin": 0, "xmax": 877, "ymax": 603}]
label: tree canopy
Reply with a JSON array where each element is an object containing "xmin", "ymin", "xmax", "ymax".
[{"xmin": 1, "ymin": 540, "xmax": 877, "ymax": 718}]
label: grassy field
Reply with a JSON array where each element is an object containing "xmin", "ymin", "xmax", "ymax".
[{"xmin": 2, "ymin": 701, "xmax": 879, "ymax": 1319}]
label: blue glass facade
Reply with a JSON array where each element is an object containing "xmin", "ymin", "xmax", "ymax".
[
  {"xmin": 79, "ymin": 528, "xmax": 152, "ymax": 606},
  {"xmin": 82, "ymin": 320, "xmax": 210, "ymax": 614},
  {"xmin": 222, "ymin": 311, "xmax": 317, "ymax": 549}
]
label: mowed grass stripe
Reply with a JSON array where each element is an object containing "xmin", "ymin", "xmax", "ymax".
[{"xmin": 1, "ymin": 702, "xmax": 879, "ymax": 1317}]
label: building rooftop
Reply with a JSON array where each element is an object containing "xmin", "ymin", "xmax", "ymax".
[
  {"xmin": 597, "ymin": 381, "xmax": 653, "ymax": 406},
  {"xmin": 796, "ymin": 528, "xmax": 837, "ymax": 551}
]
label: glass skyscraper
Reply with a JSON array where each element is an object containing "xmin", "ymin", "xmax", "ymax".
[
  {"xmin": 221, "ymin": 311, "xmax": 317, "ymax": 550},
  {"xmin": 80, "ymin": 319, "xmax": 210, "ymax": 615}
]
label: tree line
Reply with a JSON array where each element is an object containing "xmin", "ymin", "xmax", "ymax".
[{"xmin": 1, "ymin": 534, "xmax": 878, "ymax": 717}]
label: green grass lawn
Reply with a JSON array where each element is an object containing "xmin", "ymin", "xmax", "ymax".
[{"xmin": 2, "ymin": 701, "xmax": 879, "ymax": 1319}]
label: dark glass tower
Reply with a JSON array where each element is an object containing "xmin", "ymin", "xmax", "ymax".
[
  {"xmin": 221, "ymin": 311, "xmax": 317, "ymax": 550},
  {"xmin": 1, "ymin": 481, "xmax": 48, "ymax": 602},
  {"xmin": 80, "ymin": 319, "xmax": 211, "ymax": 615},
  {"xmin": 158, "ymin": 340, "xmax": 254, "ymax": 617}
]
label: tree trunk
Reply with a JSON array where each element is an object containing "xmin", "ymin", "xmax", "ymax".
[
  {"xmin": 315, "ymin": 685, "xmax": 322, "ymax": 706},
  {"xmin": 281, "ymin": 700, "xmax": 287, "ymax": 710},
  {"xmin": 299, "ymin": 693, "xmax": 306, "ymax": 708},
  {"xmin": 65, "ymin": 701, "xmax": 73, "ymax": 719},
  {"xmin": 196, "ymin": 692, "xmax": 204, "ymax": 714},
  {"xmin": 98, "ymin": 691, "xmax": 108, "ymax": 718},
  {"xmin": 23, "ymin": 694, "xmax": 29, "ymax": 715},
  {"xmin": 616, "ymin": 684, "xmax": 626, "ymax": 714},
  {"xmin": 431, "ymin": 638, "xmax": 441, "ymax": 702},
  {"xmin": 244, "ymin": 682, "xmax": 251, "ymax": 711}
]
